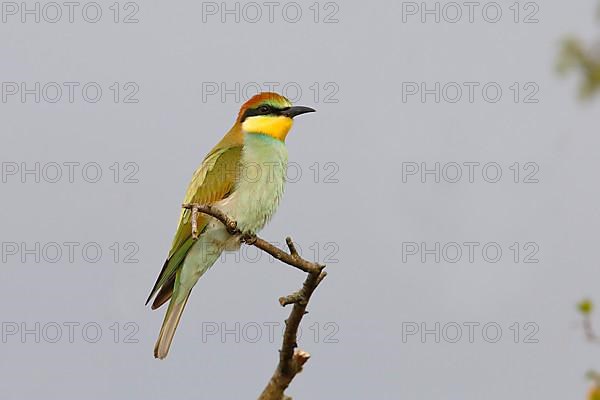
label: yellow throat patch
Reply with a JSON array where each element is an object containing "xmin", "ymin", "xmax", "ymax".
[{"xmin": 242, "ymin": 115, "xmax": 293, "ymax": 142}]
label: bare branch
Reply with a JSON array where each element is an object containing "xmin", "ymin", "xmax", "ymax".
[
  {"xmin": 183, "ymin": 203, "xmax": 323, "ymax": 275},
  {"xmin": 183, "ymin": 203, "xmax": 328, "ymax": 400},
  {"xmin": 286, "ymin": 237, "xmax": 299, "ymax": 258},
  {"xmin": 258, "ymin": 269, "xmax": 325, "ymax": 400},
  {"xmin": 183, "ymin": 203, "xmax": 237, "ymax": 234}
]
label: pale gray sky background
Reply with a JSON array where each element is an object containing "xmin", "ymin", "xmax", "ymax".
[{"xmin": 1, "ymin": 1, "xmax": 599, "ymax": 399}]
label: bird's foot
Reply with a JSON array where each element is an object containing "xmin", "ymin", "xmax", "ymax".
[{"xmin": 241, "ymin": 232, "xmax": 257, "ymax": 245}]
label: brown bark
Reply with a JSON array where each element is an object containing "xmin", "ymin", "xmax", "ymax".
[{"xmin": 183, "ymin": 204, "xmax": 328, "ymax": 400}]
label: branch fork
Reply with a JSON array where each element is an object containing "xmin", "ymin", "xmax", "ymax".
[{"xmin": 182, "ymin": 203, "xmax": 328, "ymax": 400}]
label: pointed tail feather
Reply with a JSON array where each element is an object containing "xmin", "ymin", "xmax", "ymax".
[
  {"xmin": 154, "ymin": 293, "xmax": 190, "ymax": 359},
  {"xmin": 152, "ymin": 234, "xmax": 225, "ymax": 359},
  {"xmin": 151, "ymin": 275, "xmax": 175, "ymax": 310}
]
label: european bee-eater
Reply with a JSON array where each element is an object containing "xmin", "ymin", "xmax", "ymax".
[{"xmin": 146, "ymin": 92, "xmax": 315, "ymax": 359}]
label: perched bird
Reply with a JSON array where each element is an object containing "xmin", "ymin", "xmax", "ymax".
[{"xmin": 146, "ymin": 92, "xmax": 315, "ymax": 359}]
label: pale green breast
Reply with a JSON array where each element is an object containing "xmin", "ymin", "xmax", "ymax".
[{"xmin": 215, "ymin": 133, "xmax": 288, "ymax": 233}]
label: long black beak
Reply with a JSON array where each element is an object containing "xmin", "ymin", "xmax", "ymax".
[{"xmin": 281, "ymin": 106, "xmax": 316, "ymax": 118}]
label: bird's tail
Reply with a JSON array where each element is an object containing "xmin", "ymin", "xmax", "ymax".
[
  {"xmin": 154, "ymin": 290, "xmax": 190, "ymax": 359},
  {"xmin": 153, "ymin": 234, "xmax": 226, "ymax": 359}
]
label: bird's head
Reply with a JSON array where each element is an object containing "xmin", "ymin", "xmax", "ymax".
[{"xmin": 237, "ymin": 92, "xmax": 315, "ymax": 142}]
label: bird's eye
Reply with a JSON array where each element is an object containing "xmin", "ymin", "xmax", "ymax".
[{"xmin": 259, "ymin": 105, "xmax": 270, "ymax": 114}]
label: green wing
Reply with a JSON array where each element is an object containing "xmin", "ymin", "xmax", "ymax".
[{"xmin": 146, "ymin": 145, "xmax": 242, "ymax": 308}]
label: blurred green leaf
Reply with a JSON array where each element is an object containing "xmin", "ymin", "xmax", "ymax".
[
  {"xmin": 588, "ymin": 371, "xmax": 600, "ymax": 400},
  {"xmin": 558, "ymin": 38, "xmax": 600, "ymax": 99},
  {"xmin": 587, "ymin": 370, "xmax": 599, "ymax": 380},
  {"xmin": 579, "ymin": 299, "xmax": 594, "ymax": 315}
]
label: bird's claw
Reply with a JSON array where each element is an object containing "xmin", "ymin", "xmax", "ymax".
[{"xmin": 242, "ymin": 233, "xmax": 257, "ymax": 245}]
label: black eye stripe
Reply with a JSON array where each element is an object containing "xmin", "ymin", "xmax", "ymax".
[{"xmin": 241, "ymin": 104, "xmax": 286, "ymax": 121}]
